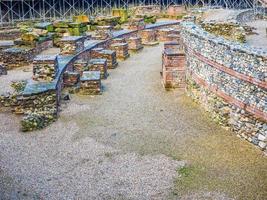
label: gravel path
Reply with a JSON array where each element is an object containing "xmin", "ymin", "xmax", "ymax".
[{"xmin": 0, "ymin": 44, "xmax": 266, "ymax": 199}]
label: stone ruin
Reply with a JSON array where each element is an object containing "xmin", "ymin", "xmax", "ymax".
[{"xmin": 162, "ymin": 41, "xmax": 185, "ymax": 89}]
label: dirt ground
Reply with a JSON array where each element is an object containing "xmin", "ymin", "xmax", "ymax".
[{"xmin": 0, "ymin": 44, "xmax": 266, "ymax": 199}]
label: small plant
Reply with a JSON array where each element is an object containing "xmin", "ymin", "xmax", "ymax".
[
  {"xmin": 178, "ymin": 166, "xmax": 192, "ymax": 177},
  {"xmin": 11, "ymin": 80, "xmax": 27, "ymax": 94}
]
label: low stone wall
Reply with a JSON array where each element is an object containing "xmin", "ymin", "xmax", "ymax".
[
  {"xmin": 0, "ymin": 89, "xmax": 58, "ymax": 131},
  {"xmin": 181, "ymin": 22, "xmax": 267, "ymax": 152},
  {"xmin": 133, "ymin": 5, "xmax": 161, "ymax": 17},
  {"xmin": 0, "ymin": 29, "xmax": 21, "ymax": 40},
  {"xmin": 2, "ymin": 40, "xmax": 53, "ymax": 69}
]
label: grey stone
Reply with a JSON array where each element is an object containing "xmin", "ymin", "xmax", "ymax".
[
  {"xmin": 258, "ymin": 134, "xmax": 266, "ymax": 141},
  {"xmin": 258, "ymin": 141, "xmax": 267, "ymax": 149}
]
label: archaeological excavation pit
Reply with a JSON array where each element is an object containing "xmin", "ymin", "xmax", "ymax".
[{"xmin": 0, "ymin": 1, "xmax": 266, "ymax": 199}]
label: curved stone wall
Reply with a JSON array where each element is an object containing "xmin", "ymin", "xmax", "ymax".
[{"xmin": 181, "ymin": 22, "xmax": 267, "ymax": 152}]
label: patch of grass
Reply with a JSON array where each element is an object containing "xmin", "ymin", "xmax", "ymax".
[
  {"xmin": 174, "ymin": 165, "xmax": 210, "ymax": 195},
  {"xmin": 178, "ymin": 166, "xmax": 194, "ymax": 178}
]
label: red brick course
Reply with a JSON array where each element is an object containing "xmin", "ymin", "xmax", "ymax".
[{"xmin": 189, "ymin": 71, "xmax": 267, "ymax": 121}]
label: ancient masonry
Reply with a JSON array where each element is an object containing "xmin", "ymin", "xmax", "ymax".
[
  {"xmin": 128, "ymin": 37, "xmax": 143, "ymax": 52},
  {"xmin": 91, "ymin": 48, "xmax": 118, "ymax": 69},
  {"xmin": 181, "ymin": 22, "xmax": 267, "ymax": 152},
  {"xmin": 89, "ymin": 59, "xmax": 108, "ymax": 79},
  {"xmin": 33, "ymin": 55, "xmax": 59, "ymax": 82},
  {"xmin": 0, "ymin": 14, "xmax": 265, "ymax": 153},
  {"xmin": 59, "ymin": 36, "xmax": 85, "ymax": 55},
  {"xmin": 0, "ymin": 20, "xmax": 180, "ymax": 132},
  {"xmin": 140, "ymin": 29, "xmax": 158, "ymax": 46},
  {"xmin": 110, "ymin": 42, "xmax": 130, "ymax": 60},
  {"xmin": 80, "ymin": 71, "xmax": 102, "ymax": 95},
  {"xmin": 162, "ymin": 41, "xmax": 185, "ymax": 89},
  {"xmin": 128, "ymin": 18, "xmax": 145, "ymax": 30}
]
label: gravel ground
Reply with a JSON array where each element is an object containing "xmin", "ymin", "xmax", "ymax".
[
  {"xmin": 202, "ymin": 9, "xmax": 239, "ymax": 22},
  {"xmin": 0, "ymin": 44, "xmax": 266, "ymax": 199},
  {"xmin": 246, "ymin": 20, "xmax": 267, "ymax": 50}
]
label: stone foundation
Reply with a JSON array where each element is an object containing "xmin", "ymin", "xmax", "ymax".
[
  {"xmin": 89, "ymin": 58, "xmax": 108, "ymax": 79},
  {"xmin": 33, "ymin": 55, "xmax": 59, "ymax": 82},
  {"xmin": 59, "ymin": 36, "xmax": 85, "ymax": 55},
  {"xmin": 1, "ymin": 40, "xmax": 53, "ymax": 69},
  {"xmin": 0, "ymin": 20, "xmax": 181, "ymax": 132},
  {"xmin": 0, "ymin": 89, "xmax": 59, "ymax": 131},
  {"xmin": 140, "ymin": 29, "xmax": 158, "ymax": 45},
  {"xmin": 63, "ymin": 71, "xmax": 80, "ymax": 87},
  {"xmin": 111, "ymin": 38, "xmax": 126, "ymax": 44},
  {"xmin": 2, "ymin": 47, "xmax": 36, "ymax": 69},
  {"xmin": 91, "ymin": 48, "xmax": 118, "ymax": 69},
  {"xmin": 157, "ymin": 28, "xmax": 175, "ymax": 42},
  {"xmin": 165, "ymin": 34, "xmax": 181, "ymax": 43},
  {"xmin": 0, "ymin": 29, "xmax": 21, "ymax": 40},
  {"xmin": 95, "ymin": 26, "xmax": 113, "ymax": 40},
  {"xmin": 164, "ymin": 41, "xmax": 181, "ymax": 51},
  {"xmin": 128, "ymin": 18, "xmax": 145, "ymax": 30},
  {"xmin": 167, "ymin": 5, "xmax": 185, "ymax": 17},
  {"xmin": 110, "ymin": 43, "xmax": 129, "ymax": 60},
  {"xmin": 133, "ymin": 5, "xmax": 161, "ymax": 17},
  {"xmin": 162, "ymin": 48, "xmax": 186, "ymax": 89},
  {"xmin": 80, "ymin": 71, "xmax": 102, "ymax": 95},
  {"xmin": 73, "ymin": 59, "xmax": 89, "ymax": 75},
  {"xmin": 127, "ymin": 37, "xmax": 143, "ymax": 51},
  {"xmin": 0, "ymin": 41, "xmax": 15, "ymax": 61}
]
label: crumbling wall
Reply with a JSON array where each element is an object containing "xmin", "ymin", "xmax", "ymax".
[
  {"xmin": 201, "ymin": 22, "xmax": 246, "ymax": 43},
  {"xmin": 0, "ymin": 89, "xmax": 58, "ymax": 131},
  {"xmin": 0, "ymin": 29, "xmax": 21, "ymax": 40},
  {"xmin": 181, "ymin": 22, "xmax": 267, "ymax": 152}
]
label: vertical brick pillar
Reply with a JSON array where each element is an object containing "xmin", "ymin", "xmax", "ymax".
[
  {"xmin": 33, "ymin": 55, "xmax": 58, "ymax": 82},
  {"xmin": 110, "ymin": 43, "xmax": 130, "ymax": 60},
  {"xmin": 59, "ymin": 36, "xmax": 85, "ymax": 55},
  {"xmin": 162, "ymin": 48, "xmax": 186, "ymax": 89},
  {"xmin": 128, "ymin": 37, "xmax": 143, "ymax": 51},
  {"xmin": 140, "ymin": 29, "xmax": 158, "ymax": 46},
  {"xmin": 89, "ymin": 58, "xmax": 108, "ymax": 79}
]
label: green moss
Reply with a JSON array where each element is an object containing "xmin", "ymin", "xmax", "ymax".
[
  {"xmin": 175, "ymin": 165, "xmax": 230, "ymax": 198},
  {"xmin": 176, "ymin": 166, "xmax": 206, "ymax": 189},
  {"xmin": 11, "ymin": 80, "xmax": 27, "ymax": 94},
  {"xmin": 112, "ymin": 9, "xmax": 128, "ymax": 24},
  {"xmin": 178, "ymin": 166, "xmax": 192, "ymax": 177}
]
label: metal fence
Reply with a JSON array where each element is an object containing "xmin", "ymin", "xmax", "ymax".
[{"xmin": 0, "ymin": 0, "xmax": 259, "ymax": 26}]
